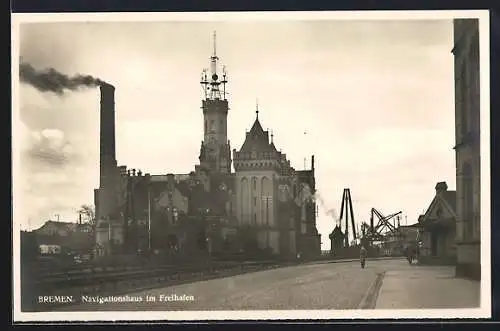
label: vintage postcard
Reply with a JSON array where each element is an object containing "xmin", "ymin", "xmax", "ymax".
[{"xmin": 11, "ymin": 10, "xmax": 491, "ymax": 322}]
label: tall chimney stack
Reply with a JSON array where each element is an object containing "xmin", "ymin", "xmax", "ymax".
[
  {"xmin": 97, "ymin": 83, "xmax": 118, "ymax": 222},
  {"xmin": 99, "ymin": 83, "xmax": 117, "ymax": 186}
]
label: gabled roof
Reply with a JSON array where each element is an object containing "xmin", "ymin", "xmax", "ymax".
[
  {"xmin": 35, "ymin": 220, "xmax": 90, "ymax": 233},
  {"xmin": 422, "ymin": 188, "xmax": 457, "ymax": 222},
  {"xmin": 149, "ymin": 175, "xmax": 191, "ymax": 198},
  {"xmin": 239, "ymin": 114, "xmax": 275, "ymax": 154},
  {"xmin": 329, "ymin": 225, "xmax": 345, "ymax": 239},
  {"xmin": 250, "ymin": 117, "xmax": 265, "ymax": 136}
]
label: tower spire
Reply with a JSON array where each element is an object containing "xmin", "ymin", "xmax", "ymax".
[
  {"xmin": 256, "ymin": 98, "xmax": 259, "ymax": 119},
  {"xmin": 213, "ymin": 30, "xmax": 217, "ymax": 58}
]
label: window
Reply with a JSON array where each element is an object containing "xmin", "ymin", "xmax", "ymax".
[
  {"xmin": 253, "ymin": 197, "xmax": 257, "ymax": 206},
  {"xmin": 253, "ymin": 213, "xmax": 257, "ymax": 225}
]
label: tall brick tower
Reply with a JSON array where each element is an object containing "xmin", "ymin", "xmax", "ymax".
[{"xmin": 199, "ymin": 31, "xmax": 232, "ymax": 174}]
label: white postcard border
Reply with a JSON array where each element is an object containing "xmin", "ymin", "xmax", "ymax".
[{"xmin": 11, "ymin": 9, "xmax": 491, "ymax": 322}]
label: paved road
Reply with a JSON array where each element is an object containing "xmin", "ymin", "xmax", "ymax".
[{"xmin": 58, "ymin": 258, "xmax": 396, "ymax": 311}]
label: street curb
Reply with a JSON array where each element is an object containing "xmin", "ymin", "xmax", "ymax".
[
  {"xmin": 305, "ymin": 257, "xmax": 399, "ymax": 266},
  {"xmin": 358, "ymin": 271, "xmax": 385, "ymax": 309}
]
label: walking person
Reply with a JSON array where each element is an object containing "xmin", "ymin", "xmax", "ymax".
[
  {"xmin": 360, "ymin": 245, "xmax": 367, "ymax": 269},
  {"xmin": 403, "ymin": 243, "xmax": 411, "ymax": 264}
]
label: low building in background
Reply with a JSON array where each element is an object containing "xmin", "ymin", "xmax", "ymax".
[
  {"xmin": 33, "ymin": 220, "xmax": 94, "ymax": 256},
  {"xmin": 417, "ymin": 182, "xmax": 457, "ymax": 265}
]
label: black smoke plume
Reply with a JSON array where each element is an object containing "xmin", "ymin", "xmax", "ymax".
[{"xmin": 19, "ymin": 62, "xmax": 106, "ymax": 95}]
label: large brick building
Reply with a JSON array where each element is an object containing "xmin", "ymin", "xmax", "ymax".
[
  {"xmin": 451, "ymin": 19, "xmax": 481, "ymax": 280},
  {"xmin": 94, "ymin": 34, "xmax": 321, "ymax": 259}
]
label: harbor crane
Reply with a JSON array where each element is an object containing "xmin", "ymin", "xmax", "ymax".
[
  {"xmin": 364, "ymin": 208, "xmax": 402, "ymax": 242},
  {"xmin": 339, "ymin": 188, "xmax": 357, "ymax": 247}
]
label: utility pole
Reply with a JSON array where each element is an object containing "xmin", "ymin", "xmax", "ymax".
[
  {"xmin": 304, "ymin": 130, "xmax": 307, "ymax": 170},
  {"xmin": 148, "ymin": 184, "xmax": 151, "ymax": 252},
  {"xmin": 262, "ymin": 196, "xmax": 272, "ymax": 225}
]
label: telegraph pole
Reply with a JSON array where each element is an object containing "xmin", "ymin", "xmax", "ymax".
[{"xmin": 148, "ymin": 184, "xmax": 151, "ymax": 252}]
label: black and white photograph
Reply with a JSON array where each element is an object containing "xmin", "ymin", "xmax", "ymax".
[{"xmin": 12, "ymin": 10, "xmax": 490, "ymax": 321}]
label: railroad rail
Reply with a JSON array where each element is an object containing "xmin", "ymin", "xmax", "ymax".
[{"xmin": 24, "ymin": 260, "xmax": 292, "ymax": 311}]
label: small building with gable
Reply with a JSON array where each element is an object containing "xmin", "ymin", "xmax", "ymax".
[{"xmin": 417, "ymin": 182, "xmax": 457, "ymax": 265}]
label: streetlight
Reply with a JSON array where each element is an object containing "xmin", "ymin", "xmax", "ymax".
[{"xmin": 198, "ymin": 208, "xmax": 212, "ymax": 260}]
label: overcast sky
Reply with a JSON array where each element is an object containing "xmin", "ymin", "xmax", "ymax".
[{"xmin": 16, "ymin": 18, "xmax": 456, "ymax": 248}]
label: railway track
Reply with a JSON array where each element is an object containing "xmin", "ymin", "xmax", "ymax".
[{"xmin": 25, "ymin": 260, "xmax": 293, "ymax": 311}]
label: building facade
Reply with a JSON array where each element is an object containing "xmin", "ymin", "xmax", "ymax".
[
  {"xmin": 417, "ymin": 182, "xmax": 457, "ymax": 265},
  {"xmin": 94, "ymin": 34, "xmax": 321, "ymax": 259},
  {"xmin": 452, "ymin": 19, "xmax": 481, "ymax": 280}
]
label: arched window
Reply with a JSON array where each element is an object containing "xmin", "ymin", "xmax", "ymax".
[
  {"xmin": 462, "ymin": 163, "xmax": 473, "ymax": 240},
  {"xmin": 241, "ymin": 177, "xmax": 249, "ymax": 223}
]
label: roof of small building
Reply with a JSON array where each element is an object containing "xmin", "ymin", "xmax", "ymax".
[
  {"xmin": 34, "ymin": 220, "xmax": 91, "ymax": 233},
  {"xmin": 329, "ymin": 225, "xmax": 345, "ymax": 238}
]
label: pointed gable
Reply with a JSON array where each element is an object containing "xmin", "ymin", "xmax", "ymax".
[
  {"xmin": 239, "ymin": 114, "xmax": 275, "ymax": 154},
  {"xmin": 442, "ymin": 191, "xmax": 456, "ymax": 213},
  {"xmin": 422, "ymin": 182, "xmax": 457, "ymax": 223},
  {"xmin": 250, "ymin": 117, "xmax": 265, "ymax": 136}
]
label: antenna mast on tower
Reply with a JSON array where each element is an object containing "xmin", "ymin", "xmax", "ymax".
[{"xmin": 200, "ymin": 31, "xmax": 228, "ymax": 101}]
